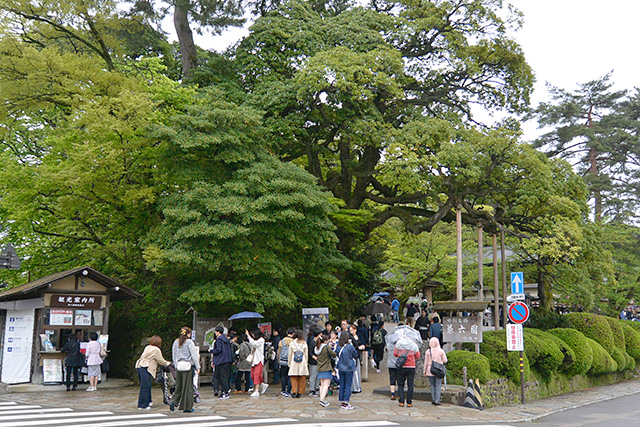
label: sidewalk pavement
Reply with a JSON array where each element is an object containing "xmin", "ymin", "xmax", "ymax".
[{"xmin": 4, "ymin": 371, "xmax": 640, "ymax": 423}]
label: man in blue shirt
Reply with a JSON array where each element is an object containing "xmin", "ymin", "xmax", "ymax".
[{"xmin": 391, "ymin": 298, "xmax": 400, "ymax": 323}]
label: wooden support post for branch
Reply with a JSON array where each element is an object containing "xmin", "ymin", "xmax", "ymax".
[
  {"xmin": 492, "ymin": 234, "xmax": 499, "ymax": 330},
  {"xmin": 456, "ymin": 207, "xmax": 463, "ymax": 302}
]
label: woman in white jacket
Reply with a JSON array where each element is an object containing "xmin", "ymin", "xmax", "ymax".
[
  {"xmin": 287, "ymin": 329, "xmax": 309, "ymax": 398},
  {"xmin": 246, "ymin": 329, "xmax": 267, "ymax": 397}
]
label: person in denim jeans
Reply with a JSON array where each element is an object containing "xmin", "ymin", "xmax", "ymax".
[{"xmin": 336, "ymin": 331, "xmax": 358, "ymax": 410}]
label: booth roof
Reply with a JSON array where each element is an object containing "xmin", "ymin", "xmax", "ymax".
[{"xmin": 0, "ymin": 266, "xmax": 143, "ymax": 302}]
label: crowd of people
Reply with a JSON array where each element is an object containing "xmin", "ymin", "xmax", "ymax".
[{"xmin": 126, "ymin": 302, "xmax": 447, "ymax": 412}]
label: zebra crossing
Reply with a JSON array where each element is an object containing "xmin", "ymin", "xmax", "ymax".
[{"xmin": 0, "ymin": 401, "xmax": 399, "ymax": 427}]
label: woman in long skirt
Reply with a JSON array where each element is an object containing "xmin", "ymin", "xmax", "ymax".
[{"xmin": 170, "ymin": 327, "xmax": 200, "ymax": 413}]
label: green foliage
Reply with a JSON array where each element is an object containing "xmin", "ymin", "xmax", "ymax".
[
  {"xmin": 522, "ymin": 329, "xmax": 565, "ymax": 380},
  {"xmin": 446, "ymin": 350, "xmax": 491, "ymax": 384},
  {"xmin": 610, "ymin": 347, "xmax": 627, "ymax": 372},
  {"xmin": 548, "ymin": 328, "xmax": 593, "ymax": 376},
  {"xmin": 586, "ymin": 338, "xmax": 618, "ymax": 375},
  {"xmin": 603, "ymin": 317, "xmax": 626, "ymax": 351},
  {"xmin": 565, "ymin": 313, "xmax": 615, "ymax": 354},
  {"xmin": 621, "ymin": 322, "xmax": 640, "ymax": 361},
  {"xmin": 478, "ymin": 330, "xmax": 530, "ymax": 385},
  {"xmin": 623, "ymin": 352, "xmax": 636, "ymax": 371},
  {"xmin": 527, "ymin": 310, "xmax": 571, "ymax": 331}
]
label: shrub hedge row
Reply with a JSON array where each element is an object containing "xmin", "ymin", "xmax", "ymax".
[{"xmin": 450, "ymin": 315, "xmax": 639, "ymax": 386}]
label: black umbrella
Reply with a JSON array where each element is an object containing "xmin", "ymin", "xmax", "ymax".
[{"xmin": 363, "ymin": 302, "xmax": 392, "ymax": 315}]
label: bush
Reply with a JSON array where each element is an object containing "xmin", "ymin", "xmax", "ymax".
[
  {"xmin": 586, "ymin": 338, "xmax": 617, "ymax": 375},
  {"xmin": 527, "ymin": 310, "xmax": 571, "ymax": 330},
  {"xmin": 610, "ymin": 347, "xmax": 627, "ymax": 372},
  {"xmin": 603, "ymin": 317, "xmax": 626, "ymax": 352},
  {"xmin": 565, "ymin": 313, "xmax": 615, "ymax": 353},
  {"xmin": 446, "ymin": 350, "xmax": 491, "ymax": 383},
  {"xmin": 479, "ymin": 329, "xmax": 530, "ymax": 385},
  {"xmin": 528, "ymin": 328, "xmax": 575, "ymax": 373},
  {"xmin": 548, "ymin": 328, "xmax": 593, "ymax": 376},
  {"xmin": 623, "ymin": 351, "xmax": 636, "ymax": 371},
  {"xmin": 523, "ymin": 329, "xmax": 565, "ymax": 380},
  {"xmin": 621, "ymin": 322, "xmax": 640, "ymax": 362}
]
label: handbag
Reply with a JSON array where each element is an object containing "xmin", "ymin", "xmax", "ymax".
[
  {"xmin": 246, "ymin": 351, "xmax": 254, "ymax": 364},
  {"xmin": 176, "ymin": 360, "xmax": 192, "ymax": 371},
  {"xmin": 429, "ymin": 349, "xmax": 446, "ymax": 378},
  {"xmin": 99, "ymin": 346, "xmax": 107, "ymax": 359}
]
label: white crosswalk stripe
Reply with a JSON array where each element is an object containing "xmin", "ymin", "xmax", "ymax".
[{"xmin": 0, "ymin": 400, "xmax": 399, "ymax": 427}]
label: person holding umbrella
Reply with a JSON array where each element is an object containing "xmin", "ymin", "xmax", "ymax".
[
  {"xmin": 385, "ymin": 325, "xmax": 423, "ymax": 401},
  {"xmin": 393, "ymin": 335, "xmax": 421, "ymax": 407}
]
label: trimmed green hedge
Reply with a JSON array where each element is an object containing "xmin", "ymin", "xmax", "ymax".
[
  {"xmin": 603, "ymin": 317, "xmax": 626, "ymax": 352},
  {"xmin": 621, "ymin": 322, "xmax": 640, "ymax": 362},
  {"xmin": 523, "ymin": 329, "xmax": 565, "ymax": 379},
  {"xmin": 527, "ymin": 328, "xmax": 575, "ymax": 373},
  {"xmin": 624, "ymin": 351, "xmax": 636, "ymax": 371},
  {"xmin": 610, "ymin": 347, "xmax": 627, "ymax": 372},
  {"xmin": 446, "ymin": 350, "xmax": 491, "ymax": 383},
  {"xmin": 548, "ymin": 328, "xmax": 593, "ymax": 376},
  {"xmin": 479, "ymin": 329, "xmax": 530, "ymax": 385},
  {"xmin": 586, "ymin": 338, "xmax": 617, "ymax": 375},
  {"xmin": 565, "ymin": 313, "xmax": 615, "ymax": 354}
]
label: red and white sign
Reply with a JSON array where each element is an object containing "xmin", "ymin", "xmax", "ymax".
[
  {"xmin": 508, "ymin": 302, "xmax": 530, "ymax": 324},
  {"xmin": 507, "ymin": 324, "xmax": 524, "ymax": 351}
]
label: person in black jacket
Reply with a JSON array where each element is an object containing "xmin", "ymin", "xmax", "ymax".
[
  {"xmin": 210, "ymin": 327, "xmax": 233, "ymax": 400},
  {"xmin": 61, "ymin": 333, "xmax": 84, "ymax": 391}
]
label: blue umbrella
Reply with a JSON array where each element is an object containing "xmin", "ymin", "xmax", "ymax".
[
  {"xmin": 373, "ymin": 292, "xmax": 390, "ymax": 297},
  {"xmin": 228, "ymin": 311, "xmax": 264, "ymax": 321}
]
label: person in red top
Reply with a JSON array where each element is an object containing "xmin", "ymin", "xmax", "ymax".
[{"xmin": 393, "ymin": 339, "xmax": 420, "ymax": 407}]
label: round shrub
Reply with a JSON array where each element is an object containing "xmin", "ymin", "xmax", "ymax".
[
  {"xmin": 587, "ymin": 338, "xmax": 617, "ymax": 375},
  {"xmin": 610, "ymin": 346, "xmax": 627, "ymax": 372},
  {"xmin": 479, "ymin": 329, "xmax": 530, "ymax": 385},
  {"xmin": 621, "ymin": 322, "xmax": 640, "ymax": 362},
  {"xmin": 624, "ymin": 351, "xmax": 635, "ymax": 371},
  {"xmin": 548, "ymin": 328, "xmax": 593, "ymax": 376},
  {"xmin": 603, "ymin": 317, "xmax": 626, "ymax": 352},
  {"xmin": 565, "ymin": 313, "xmax": 615, "ymax": 353},
  {"xmin": 523, "ymin": 329, "xmax": 565, "ymax": 379},
  {"xmin": 446, "ymin": 350, "xmax": 491, "ymax": 383},
  {"xmin": 526, "ymin": 328, "xmax": 575, "ymax": 373}
]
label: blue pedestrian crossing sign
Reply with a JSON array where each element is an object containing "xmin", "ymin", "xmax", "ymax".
[{"xmin": 511, "ymin": 272, "xmax": 524, "ymax": 295}]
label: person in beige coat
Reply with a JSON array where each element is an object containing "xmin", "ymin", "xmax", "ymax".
[
  {"xmin": 288, "ymin": 329, "xmax": 309, "ymax": 398},
  {"xmin": 135, "ymin": 335, "xmax": 171, "ymax": 409},
  {"xmin": 423, "ymin": 336, "xmax": 448, "ymax": 405}
]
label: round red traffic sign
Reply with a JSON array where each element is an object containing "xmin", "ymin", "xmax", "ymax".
[{"xmin": 508, "ymin": 302, "xmax": 530, "ymax": 324}]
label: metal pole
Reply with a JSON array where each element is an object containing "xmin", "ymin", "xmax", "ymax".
[
  {"xmin": 456, "ymin": 208, "xmax": 463, "ymax": 302},
  {"xmin": 501, "ymin": 228, "xmax": 508, "ymax": 328},
  {"xmin": 520, "ymin": 350, "xmax": 525, "ymax": 403},
  {"xmin": 477, "ymin": 225, "xmax": 483, "ymax": 353},
  {"xmin": 493, "ymin": 234, "xmax": 499, "ymax": 330}
]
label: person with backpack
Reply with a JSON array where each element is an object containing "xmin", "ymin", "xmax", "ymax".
[
  {"xmin": 429, "ymin": 315, "xmax": 443, "ymax": 347},
  {"xmin": 278, "ymin": 328, "xmax": 294, "ymax": 397},
  {"xmin": 336, "ymin": 331, "xmax": 358, "ymax": 410},
  {"xmin": 315, "ymin": 332, "xmax": 336, "ymax": 407},
  {"xmin": 234, "ymin": 334, "xmax": 252, "ymax": 393},
  {"xmin": 269, "ymin": 328, "xmax": 282, "ymax": 385},
  {"xmin": 288, "ymin": 329, "xmax": 309, "ymax": 398},
  {"xmin": 371, "ymin": 320, "xmax": 387, "ymax": 373},
  {"xmin": 393, "ymin": 337, "xmax": 420, "ymax": 408},
  {"xmin": 61, "ymin": 333, "xmax": 83, "ymax": 392},
  {"xmin": 210, "ymin": 327, "xmax": 233, "ymax": 400},
  {"xmin": 391, "ymin": 298, "xmax": 400, "ymax": 323},
  {"xmin": 415, "ymin": 309, "xmax": 431, "ymax": 341}
]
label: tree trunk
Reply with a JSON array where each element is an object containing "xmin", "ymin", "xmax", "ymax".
[
  {"xmin": 174, "ymin": 0, "xmax": 198, "ymax": 79},
  {"xmin": 537, "ymin": 269, "xmax": 553, "ymax": 312},
  {"xmin": 587, "ymin": 105, "xmax": 601, "ymax": 221}
]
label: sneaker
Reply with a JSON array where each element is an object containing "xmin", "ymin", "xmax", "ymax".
[
  {"xmin": 280, "ymin": 391, "xmax": 288, "ymax": 396},
  {"xmin": 183, "ymin": 409, "xmax": 195, "ymax": 413},
  {"xmin": 407, "ymin": 403, "xmax": 413, "ymax": 407},
  {"xmin": 376, "ymin": 369, "xmax": 381, "ymax": 373},
  {"xmin": 248, "ymin": 387, "xmax": 254, "ymax": 393},
  {"xmin": 283, "ymin": 392, "xmax": 292, "ymax": 398},
  {"xmin": 390, "ymin": 393, "xmax": 396, "ymax": 400},
  {"xmin": 319, "ymin": 400, "xmax": 329, "ymax": 407},
  {"xmin": 341, "ymin": 403, "xmax": 354, "ymax": 410},
  {"xmin": 260, "ymin": 383, "xmax": 269, "ymax": 395},
  {"xmin": 250, "ymin": 390, "xmax": 260, "ymax": 397},
  {"xmin": 169, "ymin": 403, "xmax": 175, "ymax": 412},
  {"xmin": 219, "ymin": 394, "xmax": 230, "ymax": 400},
  {"xmin": 399, "ymin": 402, "xmax": 404, "ymax": 407}
]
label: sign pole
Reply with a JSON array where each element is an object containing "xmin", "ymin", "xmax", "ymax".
[{"xmin": 519, "ymin": 350, "xmax": 525, "ymax": 404}]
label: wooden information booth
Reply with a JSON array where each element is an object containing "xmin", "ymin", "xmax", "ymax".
[{"xmin": 0, "ymin": 267, "xmax": 141, "ymax": 385}]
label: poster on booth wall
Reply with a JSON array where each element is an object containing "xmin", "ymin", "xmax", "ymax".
[
  {"xmin": 258, "ymin": 322, "xmax": 272, "ymax": 339},
  {"xmin": 75, "ymin": 309, "xmax": 92, "ymax": 326},
  {"xmin": 42, "ymin": 358, "xmax": 63, "ymax": 384},
  {"xmin": 302, "ymin": 308, "xmax": 329, "ymax": 336},
  {"xmin": 1, "ymin": 309, "xmax": 35, "ymax": 384},
  {"xmin": 50, "ymin": 309, "xmax": 73, "ymax": 326}
]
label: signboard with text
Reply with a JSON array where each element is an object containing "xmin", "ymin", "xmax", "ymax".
[
  {"xmin": 1, "ymin": 309, "xmax": 35, "ymax": 384},
  {"xmin": 50, "ymin": 295, "xmax": 102, "ymax": 309},
  {"xmin": 506, "ymin": 324, "xmax": 524, "ymax": 351},
  {"xmin": 442, "ymin": 316, "xmax": 483, "ymax": 343}
]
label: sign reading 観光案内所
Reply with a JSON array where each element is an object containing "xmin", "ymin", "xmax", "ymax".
[{"xmin": 50, "ymin": 295, "xmax": 102, "ymax": 309}]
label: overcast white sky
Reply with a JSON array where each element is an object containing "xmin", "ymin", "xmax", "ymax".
[{"xmin": 179, "ymin": 0, "xmax": 640, "ymax": 139}]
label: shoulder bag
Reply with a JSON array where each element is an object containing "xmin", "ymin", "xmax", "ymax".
[{"xmin": 429, "ymin": 349, "xmax": 446, "ymax": 378}]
